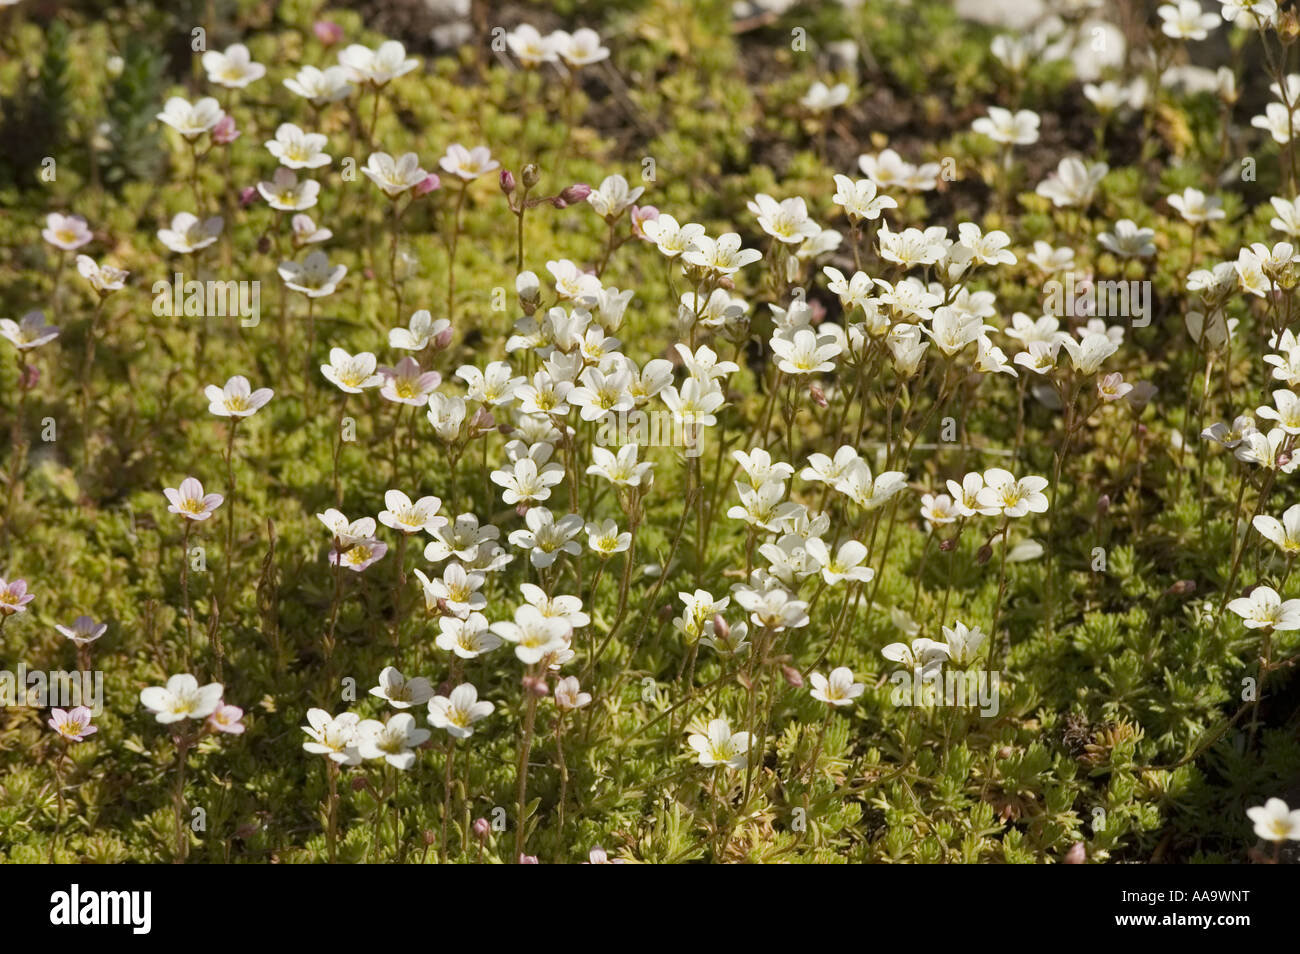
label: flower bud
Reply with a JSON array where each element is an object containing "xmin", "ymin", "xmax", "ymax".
[
  {"xmin": 239, "ymin": 186, "xmax": 258, "ymax": 208},
  {"xmin": 523, "ymin": 675, "xmax": 549, "ymax": 697},
  {"xmin": 414, "ymin": 173, "xmax": 440, "ymax": 197},
  {"xmin": 1166, "ymin": 579, "xmax": 1196, "ymax": 597},
  {"xmin": 499, "ymin": 169, "xmax": 516, "ymax": 194},
  {"xmin": 473, "ymin": 817, "xmax": 490, "ymax": 840},
  {"xmin": 350, "ymin": 776, "xmax": 368, "ymax": 792},
  {"xmin": 809, "ymin": 383, "xmax": 827, "ymax": 408},
  {"xmin": 519, "ymin": 853, "xmax": 539, "ymax": 864},
  {"xmin": 711, "ymin": 613, "xmax": 730, "ymax": 640},
  {"xmin": 423, "ymin": 829, "xmax": 437, "ymax": 846},
  {"xmin": 257, "ymin": 235, "xmax": 272, "ymax": 255},
  {"xmin": 433, "ymin": 326, "xmax": 453, "ymax": 351},
  {"xmin": 781, "ymin": 664, "xmax": 804, "ymax": 688},
  {"xmin": 1097, "ymin": 494, "xmax": 1110, "ymax": 516},
  {"xmin": 313, "ymin": 20, "xmax": 344, "ymax": 45},
  {"xmin": 996, "ymin": 746, "xmax": 1013, "ymax": 760},
  {"xmin": 521, "ymin": 164, "xmax": 541, "ymax": 188},
  {"xmin": 938, "ymin": 536, "xmax": 957, "ymax": 552},
  {"xmin": 976, "ymin": 544, "xmax": 993, "ymax": 565},
  {"xmin": 1063, "ymin": 842, "xmax": 1086, "ymax": 864},
  {"xmin": 560, "ymin": 183, "xmax": 591, "ymax": 204}
]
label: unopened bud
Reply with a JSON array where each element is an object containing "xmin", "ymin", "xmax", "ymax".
[
  {"xmin": 313, "ymin": 20, "xmax": 344, "ymax": 45},
  {"xmin": 976, "ymin": 544, "xmax": 993, "ymax": 565},
  {"xmin": 938, "ymin": 536, "xmax": 957, "ymax": 552},
  {"xmin": 1063, "ymin": 842, "xmax": 1086, "ymax": 864},
  {"xmin": 414, "ymin": 173, "xmax": 440, "ymax": 197},
  {"xmin": 350, "ymin": 776, "xmax": 368, "ymax": 792},
  {"xmin": 1097, "ymin": 494, "xmax": 1110, "ymax": 516},
  {"xmin": 239, "ymin": 186, "xmax": 258, "ymax": 208},
  {"xmin": 809, "ymin": 383, "xmax": 827, "ymax": 408},
  {"xmin": 711, "ymin": 613, "xmax": 730, "ymax": 640},
  {"xmin": 257, "ymin": 235, "xmax": 272, "ymax": 255},
  {"xmin": 433, "ymin": 326, "xmax": 453, "ymax": 350},
  {"xmin": 211, "ymin": 114, "xmax": 240, "ymax": 145},
  {"xmin": 781, "ymin": 664, "xmax": 804, "ymax": 688},
  {"xmin": 559, "ymin": 183, "xmax": 591, "ymax": 204},
  {"xmin": 1166, "ymin": 579, "xmax": 1196, "ymax": 597},
  {"xmin": 423, "ymin": 829, "xmax": 437, "ymax": 846},
  {"xmin": 499, "ymin": 169, "xmax": 516, "ymax": 194},
  {"xmin": 521, "ymin": 164, "xmax": 540, "ymax": 189},
  {"xmin": 523, "ymin": 675, "xmax": 549, "ymax": 697},
  {"xmin": 996, "ymin": 746, "xmax": 1013, "ymax": 760},
  {"xmin": 657, "ymin": 604, "xmax": 673, "ymax": 622},
  {"xmin": 473, "ymin": 817, "xmax": 490, "ymax": 839}
]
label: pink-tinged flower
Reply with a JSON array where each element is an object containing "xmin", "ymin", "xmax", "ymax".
[
  {"xmin": 584, "ymin": 846, "xmax": 626, "ymax": 864},
  {"xmin": 413, "ymin": 173, "xmax": 441, "ymax": 196},
  {"xmin": 519, "ymin": 853, "xmax": 539, "ymax": 864},
  {"xmin": 164, "ymin": 477, "xmax": 224, "ymax": 521},
  {"xmin": 0, "ymin": 578, "xmax": 34, "ymax": 616},
  {"xmin": 204, "ymin": 375, "xmax": 273, "ymax": 417},
  {"xmin": 330, "ymin": 538, "xmax": 388, "ymax": 572},
  {"xmin": 211, "ymin": 114, "xmax": 240, "ymax": 145},
  {"xmin": 49, "ymin": 707, "xmax": 97, "ymax": 742},
  {"xmin": 207, "ymin": 701, "xmax": 246, "ymax": 734},
  {"xmin": 314, "ymin": 20, "xmax": 344, "ymax": 45},
  {"xmin": 0, "ymin": 311, "xmax": 60, "ymax": 350},
  {"xmin": 439, "ymin": 144, "xmax": 500, "ymax": 181},
  {"xmin": 55, "ymin": 615, "xmax": 108, "ymax": 646},
  {"xmin": 43, "ymin": 213, "xmax": 93, "ymax": 251},
  {"xmin": 560, "ymin": 183, "xmax": 592, "ymax": 204},
  {"xmin": 378, "ymin": 356, "xmax": 441, "ymax": 406},
  {"xmin": 630, "ymin": 205, "xmax": 659, "ymax": 239}
]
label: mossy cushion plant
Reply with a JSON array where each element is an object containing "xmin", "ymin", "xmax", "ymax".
[{"xmin": 1, "ymin": 0, "xmax": 1300, "ymax": 864}]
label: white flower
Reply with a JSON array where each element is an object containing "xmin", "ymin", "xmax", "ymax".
[
  {"xmin": 279, "ymin": 251, "xmax": 347, "ymax": 297},
  {"xmin": 1246, "ymin": 797, "xmax": 1300, "ymax": 841},
  {"xmin": 440, "ymin": 144, "xmax": 499, "ymax": 181},
  {"xmin": 492, "ymin": 604, "xmax": 571, "ymax": 664},
  {"xmin": 43, "ymin": 212, "xmax": 93, "ymax": 250},
  {"xmin": 355, "ymin": 712, "xmax": 429, "ymax": 770},
  {"xmin": 265, "ymin": 123, "xmax": 331, "ymax": 169},
  {"xmin": 771, "ymin": 328, "xmax": 841, "ymax": 374},
  {"xmin": 1158, "ymin": 0, "xmax": 1221, "ymax": 39},
  {"xmin": 417, "ymin": 563, "xmax": 485, "ymax": 618},
  {"xmin": 682, "ymin": 233, "xmax": 761, "ymax": 275},
  {"xmin": 75, "ymin": 255, "xmax": 128, "ymax": 294},
  {"xmin": 318, "ymin": 509, "xmax": 377, "ymax": 548},
  {"xmin": 390, "ymin": 310, "xmax": 449, "ymax": 350},
  {"xmin": 158, "ymin": 213, "xmax": 223, "ymax": 254},
  {"xmin": 428, "ymin": 684, "xmax": 494, "ymax": 739},
  {"xmin": 748, "ymin": 193, "xmax": 821, "ymax": 245},
  {"xmin": 687, "ymin": 718, "xmax": 751, "ymax": 770},
  {"xmin": 733, "ymin": 585, "xmax": 809, "ymax": 631},
  {"xmin": 881, "ymin": 638, "xmax": 949, "ymax": 674},
  {"xmin": 363, "ymin": 151, "xmax": 430, "ymax": 197},
  {"xmin": 1035, "ymin": 157, "xmax": 1107, "ymax": 208},
  {"xmin": 804, "ymin": 538, "xmax": 875, "ymax": 585},
  {"xmin": 587, "ymin": 174, "xmax": 644, "ymax": 218},
  {"xmin": 507, "ymin": 509, "xmax": 584, "ymax": 569},
  {"xmin": 204, "ymin": 375, "xmax": 273, "ymax": 417},
  {"xmin": 586, "ymin": 518, "xmax": 632, "ymax": 557},
  {"xmin": 139, "ymin": 674, "xmax": 223, "ymax": 723},
  {"xmin": 369, "ymin": 666, "xmax": 434, "ymax": 709},
  {"xmin": 378, "ymin": 356, "xmax": 440, "ymax": 406},
  {"xmin": 321, "ymin": 348, "xmax": 383, "ymax": 393},
  {"xmin": 1252, "ymin": 101, "xmax": 1299, "ymax": 145},
  {"xmin": 157, "ymin": 96, "xmax": 225, "ymax": 139},
  {"xmin": 284, "ymin": 65, "xmax": 353, "ymax": 104},
  {"xmin": 831, "ymin": 174, "xmax": 897, "ymax": 225},
  {"xmin": 941, "ymin": 621, "xmax": 987, "ymax": 666},
  {"xmin": 801, "ymin": 80, "xmax": 849, "ymax": 111},
  {"xmin": 1167, "ymin": 187, "xmax": 1224, "ymax": 224},
  {"xmin": 301, "ymin": 708, "xmax": 362, "ymax": 764},
  {"xmin": 201, "ymin": 43, "xmax": 266, "ymax": 88},
  {"xmin": 163, "ymin": 477, "xmax": 224, "ymax": 521},
  {"xmin": 809, "ymin": 667, "xmax": 864, "ymax": 707},
  {"xmin": 1061, "ymin": 332, "xmax": 1119, "ymax": 375},
  {"xmin": 957, "ymin": 222, "xmax": 1016, "ymax": 266},
  {"xmin": 506, "ymin": 24, "xmax": 559, "ymax": 67},
  {"xmin": 1270, "ymin": 196, "xmax": 1300, "ymax": 237},
  {"xmin": 1253, "ymin": 504, "xmax": 1300, "ymax": 555},
  {"xmin": 257, "ymin": 167, "xmax": 320, "ymax": 211},
  {"xmin": 971, "ymin": 106, "xmax": 1040, "ymax": 145},
  {"xmin": 1226, "ymin": 585, "xmax": 1300, "ymax": 630},
  {"xmin": 339, "ymin": 40, "xmax": 418, "ymax": 86},
  {"xmin": 1257, "ymin": 389, "xmax": 1300, "ymax": 434},
  {"xmin": 379, "ymin": 490, "xmax": 447, "ymax": 535},
  {"xmin": 976, "ymin": 468, "xmax": 1050, "ymax": 518},
  {"xmin": 554, "ymin": 676, "xmax": 592, "ymax": 710},
  {"xmin": 641, "ymin": 214, "xmax": 705, "ymax": 257},
  {"xmin": 435, "ymin": 612, "xmax": 502, "ymax": 658},
  {"xmin": 552, "ymin": 28, "xmax": 609, "ymax": 67}
]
